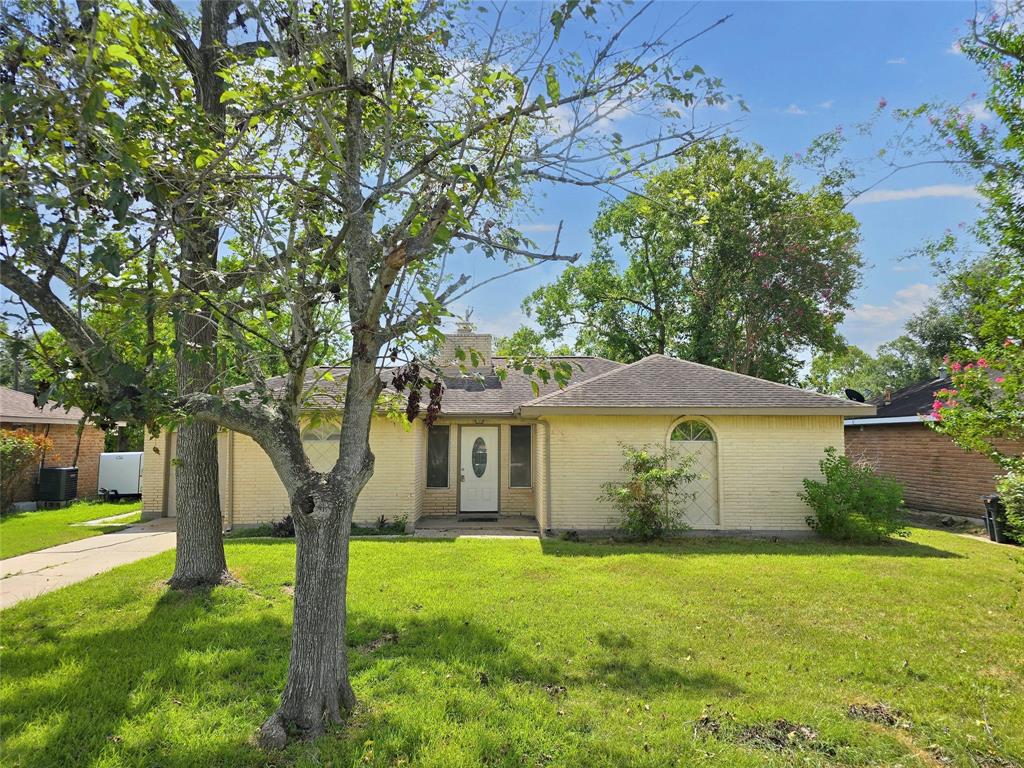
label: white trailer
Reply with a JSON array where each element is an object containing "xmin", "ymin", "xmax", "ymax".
[{"xmin": 98, "ymin": 452, "xmax": 144, "ymax": 499}]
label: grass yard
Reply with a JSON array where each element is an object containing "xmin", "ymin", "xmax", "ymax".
[
  {"xmin": 0, "ymin": 499, "xmax": 143, "ymax": 559},
  {"xmin": 1, "ymin": 528, "xmax": 1021, "ymax": 768}
]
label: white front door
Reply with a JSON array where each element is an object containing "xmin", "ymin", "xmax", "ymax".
[{"xmin": 459, "ymin": 426, "xmax": 499, "ymax": 513}]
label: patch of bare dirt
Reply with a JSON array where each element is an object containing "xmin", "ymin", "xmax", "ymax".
[
  {"xmin": 847, "ymin": 702, "xmax": 912, "ymax": 729},
  {"xmin": 737, "ymin": 719, "xmax": 824, "ymax": 752},
  {"xmin": 359, "ymin": 630, "xmax": 398, "ymax": 653},
  {"xmin": 971, "ymin": 752, "xmax": 1022, "ymax": 768}
]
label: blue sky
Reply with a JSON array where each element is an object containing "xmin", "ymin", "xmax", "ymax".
[{"xmin": 448, "ymin": 1, "xmax": 988, "ymax": 357}]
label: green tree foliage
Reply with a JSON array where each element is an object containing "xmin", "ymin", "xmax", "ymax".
[
  {"xmin": 523, "ymin": 138, "xmax": 863, "ymax": 382},
  {"xmin": 1, "ymin": 0, "xmax": 734, "ymax": 745},
  {"xmin": 905, "ymin": 256, "xmax": 999, "ymax": 359},
  {"xmin": 0, "ymin": 323, "xmax": 38, "ymax": 393},
  {"xmin": 494, "ymin": 327, "xmax": 572, "ymax": 358},
  {"xmin": 924, "ymin": 4, "xmax": 1024, "ymax": 525},
  {"xmin": 806, "ymin": 335, "xmax": 938, "ymax": 397}
]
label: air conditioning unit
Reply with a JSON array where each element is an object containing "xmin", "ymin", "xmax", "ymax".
[
  {"xmin": 98, "ymin": 452, "xmax": 144, "ymax": 499},
  {"xmin": 38, "ymin": 467, "xmax": 79, "ymax": 502}
]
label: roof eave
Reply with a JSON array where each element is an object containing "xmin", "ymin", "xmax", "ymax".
[
  {"xmin": 845, "ymin": 414, "xmax": 932, "ymax": 426},
  {"xmin": 518, "ymin": 404, "xmax": 877, "ymax": 417},
  {"xmin": 0, "ymin": 414, "xmax": 84, "ymax": 425}
]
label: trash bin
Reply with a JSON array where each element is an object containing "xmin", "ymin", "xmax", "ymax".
[{"xmin": 981, "ymin": 495, "xmax": 1007, "ymax": 543}]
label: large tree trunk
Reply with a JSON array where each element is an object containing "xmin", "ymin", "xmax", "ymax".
[
  {"xmin": 257, "ymin": 346, "xmax": 381, "ymax": 747},
  {"xmin": 170, "ymin": 254, "xmax": 229, "ymax": 588},
  {"xmin": 170, "ymin": 420, "xmax": 227, "ymax": 587},
  {"xmin": 163, "ymin": 0, "xmax": 232, "ymax": 589},
  {"xmin": 258, "ymin": 487, "xmax": 357, "ymax": 748}
]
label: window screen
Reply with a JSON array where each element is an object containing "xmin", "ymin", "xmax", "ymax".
[
  {"xmin": 426, "ymin": 425, "xmax": 450, "ymax": 488},
  {"xmin": 509, "ymin": 425, "xmax": 532, "ymax": 488}
]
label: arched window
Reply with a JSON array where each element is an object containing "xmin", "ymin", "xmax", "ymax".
[{"xmin": 671, "ymin": 420, "xmax": 714, "ymax": 442}]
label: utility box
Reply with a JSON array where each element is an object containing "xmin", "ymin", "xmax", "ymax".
[
  {"xmin": 38, "ymin": 467, "xmax": 79, "ymax": 502},
  {"xmin": 98, "ymin": 452, "xmax": 144, "ymax": 499}
]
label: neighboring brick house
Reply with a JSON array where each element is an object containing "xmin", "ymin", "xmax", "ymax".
[
  {"xmin": 142, "ymin": 325, "xmax": 875, "ymax": 533},
  {"xmin": 0, "ymin": 386, "xmax": 105, "ymax": 501},
  {"xmin": 844, "ymin": 377, "xmax": 1022, "ymax": 518}
]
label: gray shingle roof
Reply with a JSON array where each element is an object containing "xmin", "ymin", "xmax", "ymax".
[
  {"xmin": 0, "ymin": 386, "xmax": 87, "ymax": 425},
  {"xmin": 257, "ymin": 357, "xmax": 624, "ymax": 416},
  {"xmin": 251, "ymin": 354, "xmax": 874, "ymax": 417},
  {"xmin": 518, "ymin": 354, "xmax": 876, "ymax": 415}
]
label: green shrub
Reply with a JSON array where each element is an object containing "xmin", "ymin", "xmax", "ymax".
[
  {"xmin": 1, "ymin": 428, "xmax": 54, "ymax": 514},
  {"xmin": 600, "ymin": 444, "xmax": 699, "ymax": 541},
  {"xmin": 995, "ymin": 469, "xmax": 1024, "ymax": 543},
  {"xmin": 800, "ymin": 448, "xmax": 907, "ymax": 542}
]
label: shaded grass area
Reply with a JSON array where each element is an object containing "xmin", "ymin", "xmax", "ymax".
[
  {"xmin": 0, "ymin": 499, "xmax": 143, "ymax": 559},
  {"xmin": 1, "ymin": 528, "xmax": 1022, "ymax": 767}
]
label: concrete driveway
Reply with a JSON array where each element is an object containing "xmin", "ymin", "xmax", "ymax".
[{"xmin": 0, "ymin": 518, "xmax": 176, "ymax": 610}]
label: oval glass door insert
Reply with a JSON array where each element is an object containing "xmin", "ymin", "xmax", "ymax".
[{"xmin": 471, "ymin": 437, "xmax": 487, "ymax": 477}]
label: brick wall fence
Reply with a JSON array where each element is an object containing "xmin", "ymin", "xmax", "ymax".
[
  {"xmin": 844, "ymin": 422, "xmax": 1022, "ymax": 518},
  {"xmin": 2, "ymin": 422, "xmax": 105, "ymax": 501}
]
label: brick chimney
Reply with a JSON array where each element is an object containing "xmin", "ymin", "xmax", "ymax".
[{"xmin": 437, "ymin": 321, "xmax": 493, "ymax": 371}]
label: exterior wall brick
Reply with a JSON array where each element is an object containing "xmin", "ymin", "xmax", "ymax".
[
  {"xmin": 420, "ymin": 418, "xmax": 536, "ymax": 518},
  {"xmin": 144, "ymin": 417, "xmax": 426, "ymax": 526},
  {"xmin": 141, "ymin": 411, "xmax": 846, "ymax": 532},
  {"xmin": 844, "ymin": 423, "xmax": 1021, "ymax": 517},
  {"xmin": 543, "ymin": 413, "xmax": 844, "ymax": 531},
  {"xmin": 141, "ymin": 432, "xmax": 170, "ymax": 518},
  {"xmin": 1, "ymin": 421, "xmax": 104, "ymax": 500}
]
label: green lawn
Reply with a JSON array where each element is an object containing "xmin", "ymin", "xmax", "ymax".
[
  {"xmin": 0, "ymin": 499, "xmax": 143, "ymax": 559},
  {"xmin": 1, "ymin": 529, "xmax": 1021, "ymax": 768}
]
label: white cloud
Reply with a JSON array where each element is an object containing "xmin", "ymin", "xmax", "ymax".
[
  {"xmin": 965, "ymin": 101, "xmax": 993, "ymax": 121},
  {"xmin": 818, "ymin": 99, "xmax": 835, "ymax": 109},
  {"xmin": 844, "ymin": 283, "xmax": 937, "ymax": 351},
  {"xmin": 783, "ymin": 103, "xmax": 808, "ymax": 115},
  {"xmin": 852, "ymin": 184, "xmax": 982, "ymax": 204},
  {"xmin": 849, "ymin": 283, "xmax": 935, "ymax": 325},
  {"xmin": 886, "ymin": 57, "xmax": 907, "ymax": 65},
  {"xmin": 543, "ymin": 100, "xmax": 633, "ymax": 138},
  {"xmin": 518, "ymin": 223, "xmax": 559, "ymax": 234}
]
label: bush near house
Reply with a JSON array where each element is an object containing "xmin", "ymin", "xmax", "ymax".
[
  {"xmin": 995, "ymin": 471, "xmax": 1024, "ymax": 543},
  {"xmin": 601, "ymin": 443, "xmax": 699, "ymax": 540},
  {"xmin": 801, "ymin": 447, "xmax": 907, "ymax": 543},
  {"xmin": 0, "ymin": 428, "xmax": 54, "ymax": 513}
]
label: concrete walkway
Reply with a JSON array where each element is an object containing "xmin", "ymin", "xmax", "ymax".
[{"xmin": 0, "ymin": 518, "xmax": 176, "ymax": 610}]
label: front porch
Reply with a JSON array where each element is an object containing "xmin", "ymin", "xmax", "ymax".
[{"xmin": 413, "ymin": 514, "xmax": 539, "ymax": 538}]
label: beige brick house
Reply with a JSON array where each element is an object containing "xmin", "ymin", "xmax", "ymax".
[{"xmin": 142, "ymin": 327, "xmax": 874, "ymax": 533}]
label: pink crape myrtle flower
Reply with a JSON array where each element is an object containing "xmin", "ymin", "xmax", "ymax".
[
  {"xmin": 976, "ymin": 357, "xmax": 988, "ymax": 368},
  {"xmin": 995, "ymin": 376, "xmax": 1005, "ymax": 384},
  {"xmin": 878, "ymin": 97, "xmax": 888, "ymax": 109},
  {"xmin": 951, "ymin": 361, "xmax": 962, "ymax": 372}
]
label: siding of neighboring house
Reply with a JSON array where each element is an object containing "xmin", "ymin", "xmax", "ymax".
[
  {"xmin": 142, "ymin": 417, "xmax": 424, "ymax": 527},
  {"xmin": 543, "ymin": 413, "xmax": 844, "ymax": 532},
  {"xmin": 419, "ymin": 419, "xmax": 536, "ymax": 517},
  {"xmin": 845, "ymin": 423, "xmax": 1021, "ymax": 518},
  {"xmin": 1, "ymin": 421, "xmax": 105, "ymax": 501}
]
